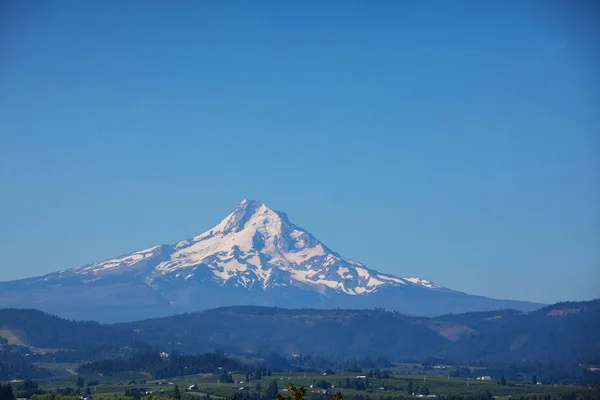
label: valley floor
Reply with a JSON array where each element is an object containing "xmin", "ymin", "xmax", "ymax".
[{"xmin": 20, "ymin": 370, "xmax": 599, "ymax": 400}]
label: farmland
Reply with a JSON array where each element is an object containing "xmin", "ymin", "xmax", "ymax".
[{"xmin": 24, "ymin": 370, "xmax": 598, "ymax": 400}]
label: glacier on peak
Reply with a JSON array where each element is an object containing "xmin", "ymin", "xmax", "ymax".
[{"xmin": 56, "ymin": 199, "xmax": 445, "ymax": 295}]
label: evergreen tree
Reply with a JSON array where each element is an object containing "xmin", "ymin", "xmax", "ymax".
[
  {"xmin": 532, "ymin": 376, "xmax": 538, "ymax": 385},
  {"xmin": 500, "ymin": 377, "xmax": 506, "ymax": 386},
  {"xmin": 267, "ymin": 380, "xmax": 279, "ymax": 399},
  {"xmin": 276, "ymin": 383, "xmax": 305, "ymax": 400},
  {"xmin": 1, "ymin": 384, "xmax": 15, "ymax": 400},
  {"xmin": 407, "ymin": 380, "xmax": 414, "ymax": 394},
  {"xmin": 220, "ymin": 372, "xmax": 234, "ymax": 383},
  {"xmin": 77, "ymin": 376, "xmax": 85, "ymax": 387},
  {"xmin": 174, "ymin": 385, "xmax": 181, "ymax": 400}
]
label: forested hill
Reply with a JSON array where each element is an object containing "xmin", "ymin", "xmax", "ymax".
[
  {"xmin": 1, "ymin": 300, "xmax": 599, "ymax": 365},
  {"xmin": 0, "ymin": 308, "xmax": 136, "ymax": 349},
  {"xmin": 438, "ymin": 300, "xmax": 600, "ymax": 364}
]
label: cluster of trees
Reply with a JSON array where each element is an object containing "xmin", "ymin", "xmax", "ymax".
[
  {"xmin": 483, "ymin": 361, "xmax": 598, "ymax": 386},
  {"xmin": 55, "ymin": 383, "xmax": 96, "ymax": 397},
  {"xmin": 16, "ymin": 379, "xmax": 38, "ymax": 390},
  {"xmin": 261, "ymin": 353, "xmax": 291, "ymax": 371},
  {"xmin": 275, "ymin": 383, "xmax": 308, "ymax": 400},
  {"xmin": 56, "ymin": 386, "xmax": 84, "ymax": 396},
  {"xmin": 124, "ymin": 388, "xmax": 155, "ymax": 400},
  {"xmin": 222, "ymin": 366, "xmax": 273, "ymax": 384},
  {"xmin": 445, "ymin": 362, "xmax": 597, "ymax": 386},
  {"xmin": 0, "ymin": 384, "xmax": 15, "ymax": 400},
  {"xmin": 449, "ymin": 367, "xmax": 474, "ymax": 378},
  {"xmin": 405, "ymin": 380, "xmax": 429, "ymax": 396},
  {"xmin": 367, "ymin": 369, "xmax": 391, "ymax": 379},
  {"xmin": 220, "ymin": 372, "xmax": 234, "ymax": 383},
  {"xmin": 13, "ymin": 378, "xmax": 45, "ymax": 398},
  {"xmin": 0, "ymin": 381, "xmax": 86, "ymax": 400},
  {"xmin": 78, "ymin": 351, "xmax": 240, "ymax": 378},
  {"xmin": 312, "ymin": 380, "xmax": 330, "ymax": 390},
  {"xmin": 244, "ymin": 366, "xmax": 270, "ymax": 381},
  {"xmin": 341, "ymin": 378, "xmax": 371, "ymax": 391},
  {"xmin": 0, "ymin": 346, "xmax": 52, "ymax": 380},
  {"xmin": 293, "ymin": 356, "xmax": 390, "ymax": 374},
  {"xmin": 221, "ymin": 380, "xmax": 279, "ymax": 400}
]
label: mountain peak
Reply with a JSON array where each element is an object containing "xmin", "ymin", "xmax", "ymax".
[
  {"xmin": 237, "ymin": 199, "xmax": 265, "ymax": 208},
  {"xmin": 217, "ymin": 199, "xmax": 277, "ymax": 234},
  {"xmin": 49, "ymin": 200, "xmax": 449, "ymax": 298}
]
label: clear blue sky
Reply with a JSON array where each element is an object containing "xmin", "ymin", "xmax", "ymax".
[{"xmin": 0, "ymin": 1, "xmax": 598, "ymax": 304}]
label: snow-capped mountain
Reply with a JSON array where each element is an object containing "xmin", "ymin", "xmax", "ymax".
[
  {"xmin": 63, "ymin": 200, "xmax": 442, "ymax": 294},
  {"xmin": 0, "ymin": 200, "xmax": 543, "ymax": 322}
]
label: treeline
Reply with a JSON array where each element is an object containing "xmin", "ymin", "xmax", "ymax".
[
  {"xmin": 445, "ymin": 361, "xmax": 599, "ymax": 386},
  {"xmin": 78, "ymin": 351, "xmax": 241, "ymax": 378},
  {"xmin": 28, "ymin": 344, "xmax": 150, "ymax": 364},
  {"xmin": 254, "ymin": 353, "xmax": 392, "ymax": 373},
  {"xmin": 481, "ymin": 361, "xmax": 599, "ymax": 386}
]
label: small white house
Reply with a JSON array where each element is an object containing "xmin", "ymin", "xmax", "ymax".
[{"xmin": 477, "ymin": 376, "xmax": 492, "ymax": 381}]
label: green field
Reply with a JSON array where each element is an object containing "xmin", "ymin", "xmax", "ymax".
[{"xmin": 25, "ymin": 371, "xmax": 598, "ymax": 400}]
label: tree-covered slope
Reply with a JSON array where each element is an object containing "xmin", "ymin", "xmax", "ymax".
[
  {"xmin": 438, "ymin": 300, "xmax": 600, "ymax": 364},
  {"xmin": 117, "ymin": 307, "xmax": 449, "ymax": 359},
  {"xmin": 0, "ymin": 309, "xmax": 135, "ymax": 350},
  {"xmin": 1, "ymin": 300, "xmax": 598, "ymax": 365}
]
